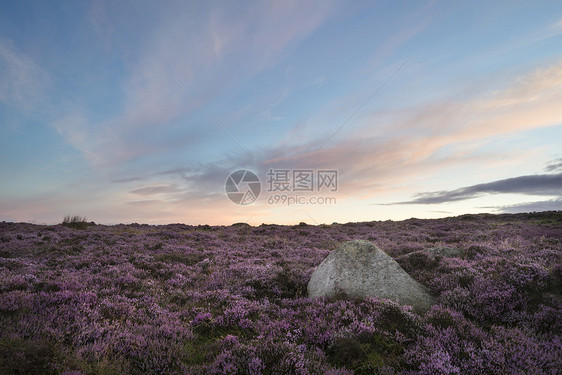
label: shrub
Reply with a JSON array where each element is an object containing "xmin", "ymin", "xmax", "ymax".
[{"xmin": 61, "ymin": 215, "xmax": 90, "ymax": 230}]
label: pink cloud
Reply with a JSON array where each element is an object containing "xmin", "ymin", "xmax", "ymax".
[
  {"xmin": 54, "ymin": 1, "xmax": 339, "ymax": 168},
  {"xmin": 256, "ymin": 61, "xmax": 562, "ymax": 200}
]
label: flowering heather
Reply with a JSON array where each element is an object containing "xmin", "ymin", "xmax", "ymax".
[{"xmin": 0, "ymin": 212, "xmax": 561, "ymax": 374}]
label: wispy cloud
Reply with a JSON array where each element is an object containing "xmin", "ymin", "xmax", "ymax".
[
  {"xmin": 53, "ymin": 0, "xmax": 338, "ymax": 167},
  {"xmin": 0, "ymin": 37, "xmax": 48, "ymax": 112},
  {"xmin": 112, "ymin": 176, "xmax": 146, "ymax": 184},
  {"xmin": 165, "ymin": 58, "xmax": 562, "ymax": 203},
  {"xmin": 545, "ymin": 158, "xmax": 562, "ymax": 172},
  {"xmin": 542, "ymin": 16, "xmax": 562, "ymax": 40},
  {"xmin": 130, "ymin": 185, "xmax": 179, "ymax": 196},
  {"xmin": 369, "ymin": 5, "xmax": 432, "ymax": 69},
  {"xmin": 553, "ymin": 16, "xmax": 562, "ymax": 29},
  {"xmin": 43, "ymin": 56, "xmax": 562, "ymax": 226},
  {"xmin": 256, "ymin": 61, "xmax": 562, "ymax": 195},
  {"xmin": 51, "ymin": 5, "xmax": 562, "ymax": 182}
]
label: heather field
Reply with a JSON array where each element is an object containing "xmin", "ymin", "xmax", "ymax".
[{"xmin": 0, "ymin": 212, "xmax": 561, "ymax": 374}]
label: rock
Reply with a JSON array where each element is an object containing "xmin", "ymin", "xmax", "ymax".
[
  {"xmin": 308, "ymin": 240, "xmax": 435, "ymax": 313},
  {"xmin": 426, "ymin": 246, "xmax": 464, "ymax": 258}
]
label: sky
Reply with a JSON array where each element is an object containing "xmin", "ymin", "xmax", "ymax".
[{"xmin": 1, "ymin": 0, "xmax": 561, "ymax": 226}]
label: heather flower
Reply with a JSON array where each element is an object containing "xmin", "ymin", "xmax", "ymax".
[{"xmin": 0, "ymin": 212, "xmax": 560, "ymax": 374}]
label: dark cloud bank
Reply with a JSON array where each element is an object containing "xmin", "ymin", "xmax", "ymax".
[{"xmin": 383, "ymin": 171, "xmax": 562, "ymax": 213}]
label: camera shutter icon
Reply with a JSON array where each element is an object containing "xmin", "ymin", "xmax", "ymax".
[{"xmin": 225, "ymin": 170, "xmax": 261, "ymax": 205}]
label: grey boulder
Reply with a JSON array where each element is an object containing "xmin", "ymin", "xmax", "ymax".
[{"xmin": 308, "ymin": 240, "xmax": 435, "ymax": 313}]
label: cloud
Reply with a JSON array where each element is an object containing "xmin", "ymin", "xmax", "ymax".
[
  {"xmin": 384, "ymin": 173, "xmax": 562, "ymax": 205},
  {"xmin": 130, "ymin": 185, "xmax": 179, "ymax": 196},
  {"xmin": 112, "ymin": 176, "xmax": 146, "ymax": 183},
  {"xmin": 52, "ymin": 111, "xmax": 108, "ymax": 165},
  {"xmin": 47, "ymin": 56, "xmax": 562, "ymax": 226},
  {"xmin": 545, "ymin": 16, "xmax": 562, "ymax": 39},
  {"xmin": 369, "ymin": 5, "xmax": 432, "ymax": 69},
  {"xmin": 165, "ymin": 59, "xmax": 562, "ymax": 204},
  {"xmin": 482, "ymin": 199, "xmax": 562, "ymax": 214},
  {"xmin": 52, "ymin": 2, "xmax": 562, "ymax": 189},
  {"xmin": 0, "ymin": 37, "xmax": 48, "ymax": 112},
  {"xmin": 545, "ymin": 158, "xmax": 562, "ymax": 172},
  {"xmin": 8, "ymin": 7, "xmax": 562, "ymax": 225},
  {"xmin": 389, "ymin": 61, "xmax": 562, "ymax": 149},
  {"xmin": 495, "ymin": 15, "xmax": 562, "ymax": 51},
  {"xmin": 54, "ymin": 0, "xmax": 338, "ymax": 167},
  {"xmin": 372, "ymin": 157, "xmax": 562, "ymax": 207},
  {"xmin": 311, "ymin": 61, "xmax": 562, "ymax": 192}
]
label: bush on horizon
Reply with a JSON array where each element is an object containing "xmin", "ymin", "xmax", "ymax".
[{"xmin": 60, "ymin": 215, "xmax": 90, "ymax": 230}]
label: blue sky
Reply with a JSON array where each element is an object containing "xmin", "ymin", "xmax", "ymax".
[{"xmin": 1, "ymin": 0, "xmax": 561, "ymax": 225}]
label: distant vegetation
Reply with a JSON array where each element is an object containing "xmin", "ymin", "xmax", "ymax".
[{"xmin": 60, "ymin": 215, "xmax": 90, "ymax": 230}]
